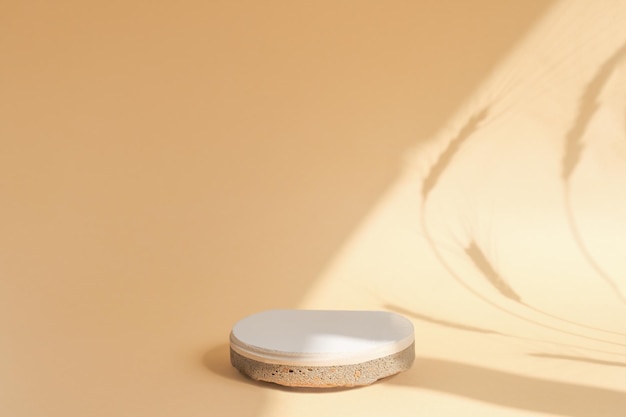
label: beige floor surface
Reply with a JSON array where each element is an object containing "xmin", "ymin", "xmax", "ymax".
[{"xmin": 2, "ymin": 1, "xmax": 625, "ymax": 416}]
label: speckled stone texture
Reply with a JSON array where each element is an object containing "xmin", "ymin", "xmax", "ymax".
[{"xmin": 230, "ymin": 342, "xmax": 415, "ymax": 387}]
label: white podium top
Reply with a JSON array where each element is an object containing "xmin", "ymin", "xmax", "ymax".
[{"xmin": 230, "ymin": 310, "xmax": 415, "ymax": 366}]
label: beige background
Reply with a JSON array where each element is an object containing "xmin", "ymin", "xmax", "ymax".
[{"xmin": 2, "ymin": 1, "xmax": 625, "ymax": 416}]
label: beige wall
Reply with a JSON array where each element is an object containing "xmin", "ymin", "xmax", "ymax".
[{"xmin": 2, "ymin": 1, "xmax": 625, "ymax": 416}]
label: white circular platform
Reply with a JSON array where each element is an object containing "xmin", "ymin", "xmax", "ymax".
[{"xmin": 230, "ymin": 310, "xmax": 415, "ymax": 366}]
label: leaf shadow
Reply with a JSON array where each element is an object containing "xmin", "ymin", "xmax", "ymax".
[
  {"xmin": 464, "ymin": 239, "xmax": 626, "ymax": 337},
  {"xmin": 562, "ymin": 41, "xmax": 626, "ymax": 305}
]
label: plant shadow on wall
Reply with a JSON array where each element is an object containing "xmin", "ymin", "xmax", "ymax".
[
  {"xmin": 399, "ymin": 41, "xmax": 626, "ymax": 416},
  {"xmin": 384, "ymin": 304, "xmax": 626, "ymax": 358},
  {"xmin": 418, "ymin": 105, "xmax": 626, "ymax": 343},
  {"xmin": 561, "ymin": 41, "xmax": 626, "ymax": 306}
]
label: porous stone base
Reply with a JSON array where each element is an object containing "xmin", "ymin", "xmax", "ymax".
[{"xmin": 230, "ymin": 342, "xmax": 415, "ymax": 387}]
